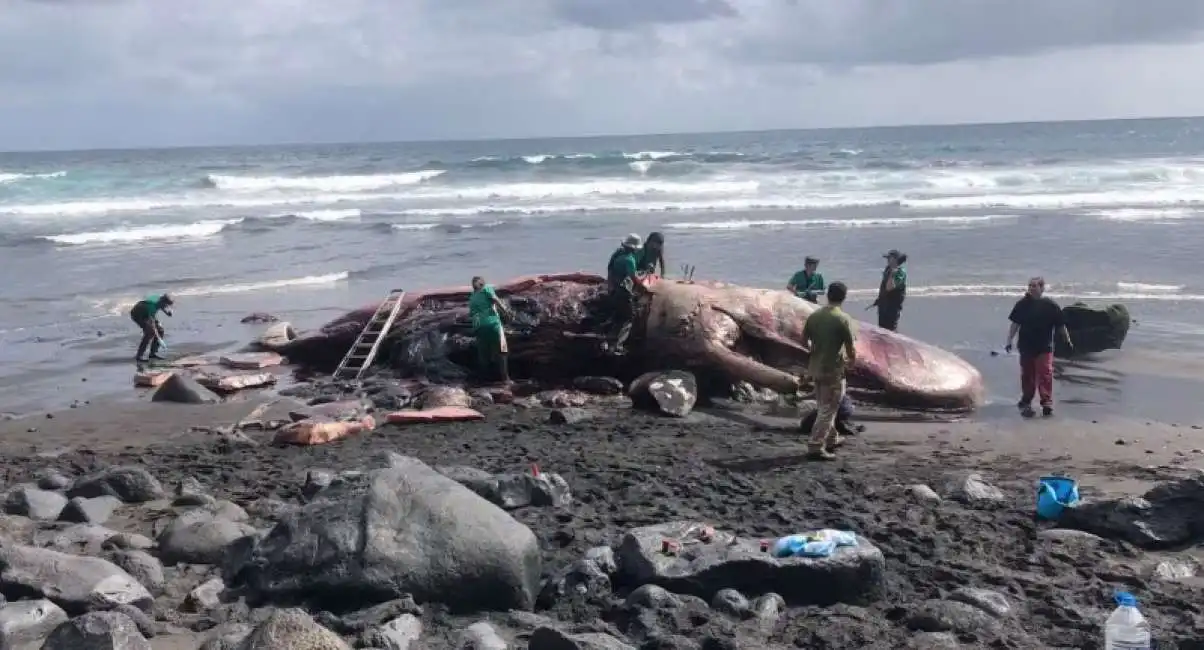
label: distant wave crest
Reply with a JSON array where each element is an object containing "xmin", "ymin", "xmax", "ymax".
[{"xmin": 202, "ymin": 170, "xmax": 445, "ymax": 192}]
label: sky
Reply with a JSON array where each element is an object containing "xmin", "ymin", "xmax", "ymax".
[{"xmin": 3, "ymin": 0, "xmax": 1204, "ymax": 150}]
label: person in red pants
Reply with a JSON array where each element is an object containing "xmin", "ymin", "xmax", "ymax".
[{"xmin": 1005, "ymin": 277, "xmax": 1073, "ymax": 417}]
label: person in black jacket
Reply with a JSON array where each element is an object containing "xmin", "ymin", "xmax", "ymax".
[{"xmin": 871, "ymin": 250, "xmax": 907, "ymax": 331}]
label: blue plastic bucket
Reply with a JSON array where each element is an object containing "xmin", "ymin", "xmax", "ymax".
[{"xmin": 1036, "ymin": 475, "xmax": 1080, "ymax": 520}]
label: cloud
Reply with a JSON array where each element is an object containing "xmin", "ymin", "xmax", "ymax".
[{"xmin": 1, "ymin": 0, "xmax": 1203, "ymax": 149}]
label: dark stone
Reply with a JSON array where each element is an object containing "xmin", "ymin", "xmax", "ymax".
[
  {"xmin": 59, "ymin": 496, "xmax": 122, "ymax": 524},
  {"xmin": 3, "ymin": 486, "xmax": 68, "ymax": 521},
  {"xmin": 242, "ymin": 453, "xmax": 542, "ymax": 613},
  {"xmin": 316, "ymin": 597, "xmax": 422, "ymax": 635},
  {"xmin": 157, "ymin": 512, "xmax": 257, "ymax": 565},
  {"xmin": 0, "ymin": 543, "xmax": 153, "ymax": 614},
  {"xmin": 240, "ymin": 312, "xmax": 280, "ymax": 324},
  {"xmin": 1056, "ymin": 302, "xmax": 1130, "ymax": 358},
  {"xmin": 616, "ymin": 521, "xmax": 884, "ymax": 606},
  {"xmin": 549, "ymin": 408, "xmax": 593, "ymax": 425},
  {"xmin": 35, "ymin": 470, "xmax": 73, "ymax": 491},
  {"xmin": 110, "ymin": 550, "xmax": 165, "ymax": 593},
  {"xmin": 67, "ymin": 466, "xmax": 166, "ymax": 503},
  {"xmin": 437, "ymin": 466, "xmax": 572, "ymax": 510},
  {"xmin": 41, "ymin": 610, "xmax": 151, "ymax": 650},
  {"xmin": 710, "ymin": 589, "xmax": 751, "ymax": 619},
  {"xmin": 906, "ymin": 599, "xmax": 1001, "ymax": 635},
  {"xmin": 529, "ymin": 626, "xmax": 636, "ymax": 650},
  {"xmin": 151, "ymin": 373, "xmax": 220, "ymax": 404},
  {"xmin": 0, "ymin": 599, "xmax": 68, "ymax": 649},
  {"xmin": 572, "ymin": 376, "xmax": 625, "ymax": 395},
  {"xmin": 1060, "ymin": 471, "xmax": 1204, "ymax": 548},
  {"xmin": 628, "ymin": 371, "xmax": 697, "ymax": 418}
]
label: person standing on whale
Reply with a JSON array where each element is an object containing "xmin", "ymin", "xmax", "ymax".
[
  {"xmin": 469, "ymin": 276, "xmax": 514, "ymax": 384},
  {"xmin": 130, "ymin": 293, "xmax": 174, "ymax": 362}
]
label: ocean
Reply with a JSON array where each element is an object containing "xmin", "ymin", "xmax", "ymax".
[{"xmin": 2, "ymin": 118, "xmax": 1203, "ymax": 421}]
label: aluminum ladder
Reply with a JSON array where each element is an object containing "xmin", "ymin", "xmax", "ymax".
[{"xmin": 332, "ymin": 288, "xmax": 406, "ymax": 382}]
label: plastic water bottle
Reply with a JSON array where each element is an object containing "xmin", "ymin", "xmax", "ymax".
[{"xmin": 1105, "ymin": 591, "xmax": 1151, "ymax": 650}]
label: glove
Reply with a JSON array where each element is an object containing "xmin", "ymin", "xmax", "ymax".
[{"xmin": 1004, "ymin": 343, "xmax": 1013, "ymax": 353}]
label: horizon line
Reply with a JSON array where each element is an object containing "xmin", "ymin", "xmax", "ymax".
[{"xmin": 2, "ymin": 113, "xmax": 1202, "ymax": 156}]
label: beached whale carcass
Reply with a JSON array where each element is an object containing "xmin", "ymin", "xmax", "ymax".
[{"xmin": 264, "ymin": 273, "xmax": 985, "ymax": 411}]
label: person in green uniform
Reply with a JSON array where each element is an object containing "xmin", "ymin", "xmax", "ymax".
[
  {"xmin": 870, "ymin": 249, "xmax": 908, "ymax": 331},
  {"xmin": 800, "ymin": 281, "xmax": 857, "ymax": 461},
  {"xmin": 606, "ymin": 234, "xmax": 642, "ymax": 354},
  {"xmin": 129, "ymin": 293, "xmax": 174, "ymax": 362},
  {"xmin": 786, "ymin": 256, "xmax": 825, "ymax": 303},
  {"xmin": 637, "ymin": 231, "xmax": 666, "ymax": 276},
  {"xmin": 469, "ymin": 276, "xmax": 514, "ymax": 383}
]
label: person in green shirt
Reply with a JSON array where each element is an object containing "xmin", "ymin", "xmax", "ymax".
[
  {"xmin": 800, "ymin": 281, "xmax": 857, "ymax": 461},
  {"xmin": 468, "ymin": 276, "xmax": 514, "ymax": 383},
  {"xmin": 605, "ymin": 234, "xmax": 642, "ymax": 355},
  {"xmin": 786, "ymin": 256, "xmax": 825, "ymax": 303},
  {"xmin": 129, "ymin": 293, "xmax": 174, "ymax": 362}
]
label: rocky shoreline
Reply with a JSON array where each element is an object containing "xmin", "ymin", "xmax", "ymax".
[{"xmin": 1, "ymin": 380, "xmax": 1203, "ymax": 648}]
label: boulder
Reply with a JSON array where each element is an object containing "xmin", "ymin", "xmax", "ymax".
[
  {"xmin": 907, "ymin": 599, "xmax": 1001, "ymax": 636},
  {"xmin": 238, "ymin": 608, "xmax": 350, "ymax": 650},
  {"xmin": 616, "ymin": 521, "xmax": 884, "ymax": 605},
  {"xmin": 4, "ymin": 486, "xmax": 68, "ymax": 521},
  {"xmin": 240, "ymin": 312, "xmax": 280, "ymax": 324},
  {"xmin": 314, "ymin": 597, "xmax": 422, "ymax": 637},
  {"xmin": 548, "ymin": 408, "xmax": 592, "ymax": 425},
  {"xmin": 183, "ymin": 577, "xmax": 226, "ymax": 612},
  {"xmin": 0, "ymin": 599, "xmax": 68, "ymax": 649},
  {"xmin": 257, "ymin": 322, "xmax": 297, "ymax": 349},
  {"xmin": 528, "ymin": 627, "xmax": 636, "ymax": 650},
  {"xmin": 1060, "ymin": 472, "xmax": 1204, "ymax": 548},
  {"xmin": 417, "ymin": 385, "xmax": 473, "ymax": 409},
  {"xmin": 110, "ymin": 551, "xmax": 164, "ymax": 592},
  {"xmin": 157, "ymin": 513, "xmax": 257, "ymax": 566},
  {"xmin": 199, "ymin": 623, "xmax": 252, "ymax": 650},
  {"xmin": 628, "ymin": 371, "xmax": 697, "ymax": 418},
  {"xmin": 35, "ymin": 470, "xmax": 72, "ymax": 492},
  {"xmin": 360, "ymin": 613, "xmax": 422, "ymax": 650},
  {"xmin": 1056, "ymin": 302, "xmax": 1130, "ymax": 358},
  {"xmin": 59, "ymin": 496, "xmax": 122, "ymax": 525},
  {"xmin": 459, "ymin": 621, "xmax": 508, "ymax": 650},
  {"xmin": 437, "ymin": 466, "xmax": 572, "ymax": 510},
  {"xmin": 943, "ymin": 473, "xmax": 1004, "ymax": 506},
  {"xmin": 68, "ymin": 467, "xmax": 165, "ymax": 503},
  {"xmin": 242, "ymin": 453, "xmax": 541, "ymax": 613},
  {"xmin": 0, "ymin": 544, "xmax": 153, "ymax": 614},
  {"xmin": 151, "ymin": 373, "xmax": 220, "ymax": 404},
  {"xmin": 41, "ymin": 610, "xmax": 151, "ymax": 650},
  {"xmin": 33, "ymin": 524, "xmax": 129, "ymax": 555},
  {"xmin": 572, "ymin": 376, "xmax": 625, "ymax": 396}
]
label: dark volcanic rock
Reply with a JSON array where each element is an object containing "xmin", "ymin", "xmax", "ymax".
[
  {"xmin": 438, "ymin": 465, "xmax": 572, "ymax": 510},
  {"xmin": 1061, "ymin": 471, "xmax": 1204, "ymax": 548},
  {"xmin": 241, "ymin": 312, "xmax": 280, "ymax": 324},
  {"xmin": 151, "ymin": 373, "xmax": 220, "ymax": 404},
  {"xmin": 530, "ymin": 626, "xmax": 636, "ymax": 650},
  {"xmin": 67, "ymin": 466, "xmax": 165, "ymax": 503},
  {"xmin": 3, "ymin": 485, "xmax": 67, "ymax": 521},
  {"xmin": 616, "ymin": 521, "xmax": 884, "ymax": 605},
  {"xmin": 242, "ymin": 452, "xmax": 541, "ymax": 613},
  {"xmin": 573, "ymin": 376, "xmax": 625, "ymax": 395},
  {"xmin": 41, "ymin": 610, "xmax": 152, "ymax": 650},
  {"xmin": 0, "ymin": 598, "xmax": 68, "ymax": 649},
  {"xmin": 549, "ymin": 408, "xmax": 594, "ymax": 425},
  {"xmin": 59, "ymin": 495, "xmax": 122, "ymax": 524},
  {"xmin": 628, "ymin": 371, "xmax": 697, "ymax": 418},
  {"xmin": 0, "ymin": 544, "xmax": 153, "ymax": 614}
]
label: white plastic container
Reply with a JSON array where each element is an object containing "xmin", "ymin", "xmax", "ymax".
[{"xmin": 1105, "ymin": 591, "xmax": 1151, "ymax": 650}]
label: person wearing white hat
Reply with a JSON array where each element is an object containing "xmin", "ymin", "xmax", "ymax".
[{"xmin": 605, "ymin": 234, "xmax": 643, "ymax": 354}]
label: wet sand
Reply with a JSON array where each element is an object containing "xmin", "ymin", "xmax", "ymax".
[{"xmin": 2, "ymin": 395, "xmax": 1204, "ymax": 648}]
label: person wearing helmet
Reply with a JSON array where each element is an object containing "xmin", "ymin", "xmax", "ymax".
[
  {"xmin": 605, "ymin": 233, "xmax": 643, "ymax": 355},
  {"xmin": 130, "ymin": 293, "xmax": 174, "ymax": 362}
]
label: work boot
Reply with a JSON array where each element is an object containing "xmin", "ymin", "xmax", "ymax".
[
  {"xmin": 806, "ymin": 446, "xmax": 836, "ymax": 461},
  {"xmin": 1018, "ymin": 401, "xmax": 1035, "ymax": 418},
  {"xmin": 1042, "ymin": 405, "xmax": 1054, "ymax": 417}
]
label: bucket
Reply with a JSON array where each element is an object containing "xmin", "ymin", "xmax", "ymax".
[{"xmin": 1036, "ymin": 475, "xmax": 1080, "ymax": 520}]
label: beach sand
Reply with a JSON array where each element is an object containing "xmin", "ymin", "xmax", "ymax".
[{"xmin": 1, "ymin": 393, "xmax": 1203, "ymax": 648}]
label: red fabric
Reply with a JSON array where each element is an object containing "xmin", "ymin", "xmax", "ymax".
[{"xmin": 1019, "ymin": 352, "xmax": 1054, "ymax": 406}]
